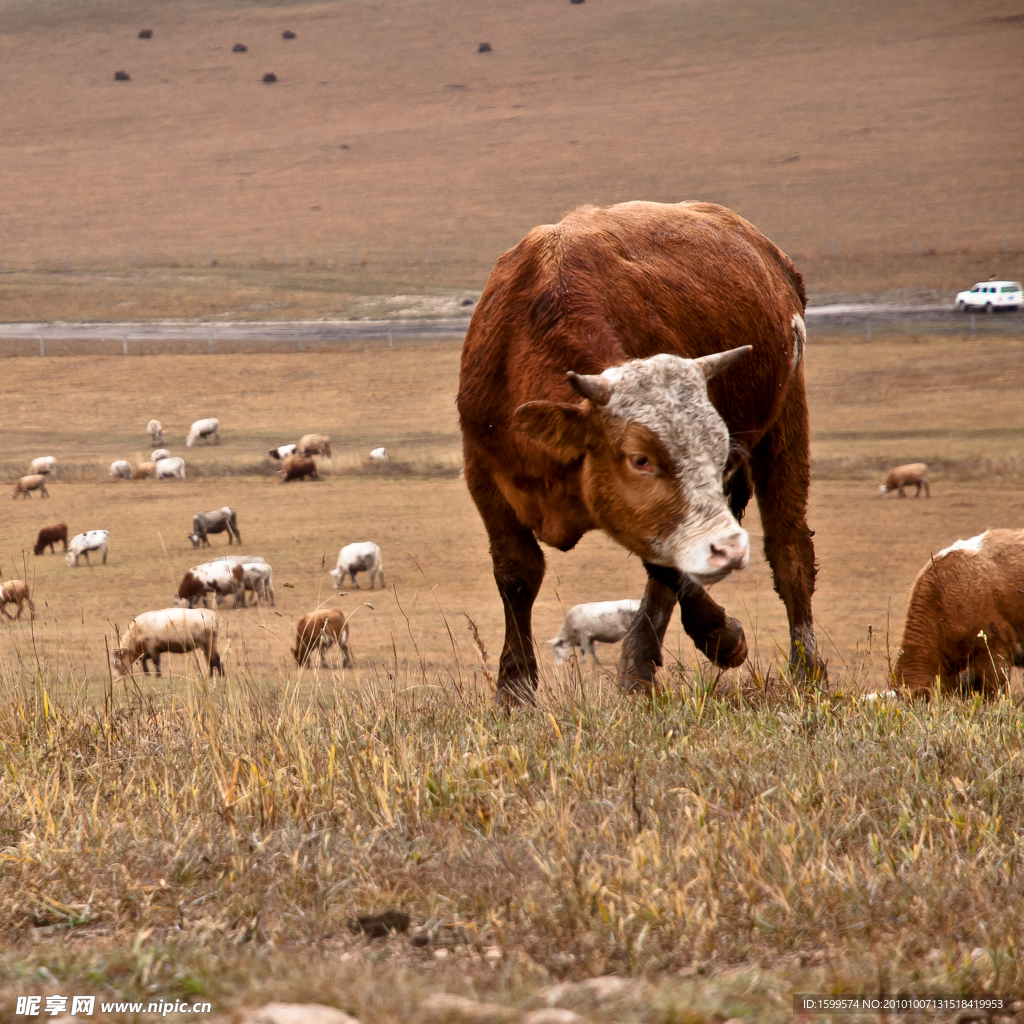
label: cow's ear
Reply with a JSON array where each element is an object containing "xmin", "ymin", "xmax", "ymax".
[{"xmin": 513, "ymin": 401, "xmax": 590, "ymax": 462}]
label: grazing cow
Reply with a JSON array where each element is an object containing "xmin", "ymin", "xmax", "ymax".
[
  {"xmin": 114, "ymin": 70, "xmax": 130, "ymax": 81},
  {"xmin": 12, "ymin": 475, "xmax": 49, "ymax": 499},
  {"xmin": 329, "ymin": 542, "xmax": 384, "ymax": 590},
  {"xmin": 458, "ymin": 200, "xmax": 821, "ymax": 706},
  {"xmin": 895, "ymin": 529, "xmax": 1024, "ymax": 698},
  {"xmin": 155, "ymin": 456, "xmax": 186, "ymax": 480},
  {"xmin": 109, "ymin": 460, "xmax": 133, "ymax": 480},
  {"xmin": 262, "ymin": 72, "xmax": 278, "ymax": 83},
  {"xmin": 147, "ymin": 419, "xmax": 164, "ymax": 445},
  {"xmin": 189, "ymin": 507, "xmax": 241, "ymax": 548},
  {"xmin": 238, "ymin": 562, "xmax": 275, "ymax": 606},
  {"xmin": 29, "ymin": 456, "xmax": 58, "ymax": 477},
  {"xmin": 0, "ymin": 579, "xmax": 35, "ymax": 621},
  {"xmin": 133, "ymin": 462, "xmax": 156, "ymax": 480},
  {"xmin": 233, "ymin": 42, "xmax": 247, "ymax": 52},
  {"xmin": 282, "ymin": 29, "xmax": 296, "ymax": 39},
  {"xmin": 880, "ymin": 463, "xmax": 930, "ymax": 498},
  {"xmin": 267, "ymin": 443, "xmax": 298, "ymax": 460},
  {"xmin": 66, "ymin": 530, "xmax": 109, "ymax": 567},
  {"xmin": 34, "ymin": 522, "xmax": 68, "ymax": 555},
  {"xmin": 279, "ymin": 454, "xmax": 319, "ymax": 482},
  {"xmin": 292, "ymin": 609, "xmax": 352, "ymax": 667},
  {"xmin": 110, "ymin": 608, "xmax": 223, "ymax": 678},
  {"xmin": 297, "ymin": 433, "xmax": 331, "ymax": 458},
  {"xmin": 138, "ymin": 29, "xmax": 152, "ymax": 38},
  {"xmin": 548, "ymin": 599, "xmax": 641, "ymax": 666},
  {"xmin": 369, "ymin": 447, "xmax": 388, "ymax": 462},
  {"xmin": 151, "ymin": 448, "xmax": 171, "ymax": 462},
  {"xmin": 186, "ymin": 417, "xmax": 220, "ymax": 446},
  {"xmin": 175, "ymin": 561, "xmax": 245, "ymax": 609}
]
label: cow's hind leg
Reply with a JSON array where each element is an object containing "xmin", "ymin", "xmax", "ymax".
[
  {"xmin": 465, "ymin": 461, "xmax": 544, "ymax": 708},
  {"xmin": 749, "ymin": 375, "xmax": 824, "ymax": 686}
]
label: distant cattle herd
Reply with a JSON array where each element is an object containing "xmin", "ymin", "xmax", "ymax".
[{"xmin": 6, "ymin": 417, "xmax": 394, "ymax": 679}]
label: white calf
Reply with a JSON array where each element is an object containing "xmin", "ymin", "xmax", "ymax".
[
  {"xmin": 548, "ymin": 599, "xmax": 641, "ymax": 666},
  {"xmin": 109, "ymin": 460, "xmax": 133, "ymax": 480}
]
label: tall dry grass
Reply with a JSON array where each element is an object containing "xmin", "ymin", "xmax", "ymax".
[{"xmin": 1, "ymin": 632, "xmax": 1022, "ymax": 1017}]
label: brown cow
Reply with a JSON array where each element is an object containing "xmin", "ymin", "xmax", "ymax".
[
  {"xmin": 34, "ymin": 522, "xmax": 68, "ymax": 555},
  {"xmin": 0, "ymin": 579, "xmax": 35, "ymax": 621},
  {"xmin": 133, "ymin": 462, "xmax": 156, "ymax": 480},
  {"xmin": 292, "ymin": 609, "xmax": 352, "ymax": 667},
  {"xmin": 12, "ymin": 474, "xmax": 49, "ymax": 499},
  {"xmin": 895, "ymin": 528, "xmax": 1024, "ymax": 698},
  {"xmin": 279, "ymin": 454, "xmax": 319, "ymax": 483},
  {"xmin": 880, "ymin": 463, "xmax": 929, "ymax": 498},
  {"xmin": 458, "ymin": 201, "xmax": 822, "ymax": 706}
]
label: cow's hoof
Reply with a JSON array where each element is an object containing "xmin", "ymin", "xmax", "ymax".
[{"xmin": 697, "ymin": 616, "xmax": 748, "ymax": 668}]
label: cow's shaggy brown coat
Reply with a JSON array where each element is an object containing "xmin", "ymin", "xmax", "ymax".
[
  {"xmin": 458, "ymin": 200, "xmax": 821, "ymax": 705},
  {"xmin": 895, "ymin": 528, "xmax": 1024, "ymax": 697},
  {"xmin": 279, "ymin": 454, "xmax": 319, "ymax": 482}
]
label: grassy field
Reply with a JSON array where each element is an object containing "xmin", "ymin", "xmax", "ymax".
[
  {"xmin": 1, "ymin": 0, "xmax": 1023, "ymax": 319},
  {"xmin": 2, "ymin": 333, "xmax": 1022, "ymax": 696},
  {"xmin": 1, "ymin": 337, "xmax": 1023, "ymax": 1017}
]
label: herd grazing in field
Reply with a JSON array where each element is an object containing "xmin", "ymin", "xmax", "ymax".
[{"xmin": 4, "ymin": 202, "xmax": 1022, "ymax": 699}]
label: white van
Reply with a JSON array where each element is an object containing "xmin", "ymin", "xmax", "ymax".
[{"xmin": 955, "ymin": 280, "xmax": 1023, "ymax": 311}]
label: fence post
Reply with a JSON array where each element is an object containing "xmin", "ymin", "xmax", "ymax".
[
  {"xmin": 866, "ymin": 322, "xmax": 871, "ymax": 342},
  {"xmin": 136, "ymin": 253, "xmax": 141, "ymax": 268},
  {"xmin": 830, "ymin": 238, "xmax": 837, "ymax": 258},
  {"xmin": 281, "ymin": 249, "xmax": 287, "ymax": 267},
  {"xmin": 296, "ymin": 334, "xmax": 303, "ymax": 353},
  {"xmin": 352, "ymin": 247, "xmax": 359, "ymax": 265},
  {"xmin": 208, "ymin": 248, "xmax": 214, "ymax": 267},
  {"xmin": 123, "ymin": 335, "xmax": 129, "ymax": 356},
  {"xmin": 208, "ymin": 330, "xmax": 215, "ymax": 355},
  {"xmin": 1003, "ymin": 235, "xmax": 1010, "ymax": 253},
  {"xmin": 66, "ymin": 256, "xmax": 72, "ymax": 272},
  {"xmin": 388, "ymin": 327, "xmax": 394, "ymax": 350},
  {"xmin": 914, "ymin": 238, "xmax": 921, "ymax": 256},
  {"xmin": 971, "ymin": 313, "xmax": 976, "ymax": 340},
  {"xmin": 39, "ymin": 333, "xmax": 45, "ymax": 357},
  {"xmin": 429, "ymin": 245, "xmax": 434, "ymax": 265}
]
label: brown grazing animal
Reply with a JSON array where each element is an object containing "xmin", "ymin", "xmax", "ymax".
[
  {"xmin": 895, "ymin": 528, "xmax": 1024, "ymax": 698},
  {"xmin": 110, "ymin": 608, "xmax": 223, "ymax": 678},
  {"xmin": 12, "ymin": 474, "xmax": 49, "ymax": 499},
  {"xmin": 292, "ymin": 609, "xmax": 352, "ymax": 667},
  {"xmin": 0, "ymin": 579, "xmax": 35, "ymax": 621},
  {"xmin": 880, "ymin": 462, "xmax": 930, "ymax": 498},
  {"xmin": 34, "ymin": 522, "xmax": 68, "ymax": 555},
  {"xmin": 279, "ymin": 454, "xmax": 319, "ymax": 483},
  {"xmin": 458, "ymin": 200, "xmax": 821, "ymax": 705},
  {"xmin": 133, "ymin": 461, "xmax": 156, "ymax": 480}
]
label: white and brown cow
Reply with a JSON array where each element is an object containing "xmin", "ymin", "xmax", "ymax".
[
  {"xmin": 0, "ymin": 579, "xmax": 35, "ymax": 621},
  {"xmin": 292, "ymin": 608, "xmax": 352, "ymax": 666},
  {"xmin": 110, "ymin": 607, "xmax": 222, "ymax": 678},
  {"xmin": 458, "ymin": 200, "xmax": 821, "ymax": 706},
  {"xmin": 12, "ymin": 474, "xmax": 49, "ymax": 499}
]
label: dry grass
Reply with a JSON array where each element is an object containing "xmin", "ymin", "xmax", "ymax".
[
  {"xmin": 1, "ymin": 0, "xmax": 1023, "ymax": 320},
  {"xmin": 1, "ymin": 665, "xmax": 1023, "ymax": 1020}
]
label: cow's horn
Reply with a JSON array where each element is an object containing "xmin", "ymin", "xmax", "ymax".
[
  {"xmin": 567, "ymin": 371, "xmax": 611, "ymax": 405},
  {"xmin": 693, "ymin": 345, "xmax": 753, "ymax": 381}
]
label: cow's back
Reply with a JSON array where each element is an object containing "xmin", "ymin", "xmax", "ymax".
[{"xmin": 459, "ymin": 201, "xmax": 806, "ymax": 474}]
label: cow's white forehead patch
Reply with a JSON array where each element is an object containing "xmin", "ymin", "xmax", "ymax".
[
  {"xmin": 936, "ymin": 532, "xmax": 987, "ymax": 558},
  {"xmin": 600, "ymin": 354, "xmax": 730, "ymax": 485}
]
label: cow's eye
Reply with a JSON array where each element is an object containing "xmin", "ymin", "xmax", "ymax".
[{"xmin": 628, "ymin": 453, "xmax": 655, "ymax": 473}]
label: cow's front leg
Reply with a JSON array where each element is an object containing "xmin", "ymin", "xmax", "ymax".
[
  {"xmin": 464, "ymin": 461, "xmax": 544, "ymax": 708},
  {"xmin": 618, "ymin": 567, "xmax": 678, "ymax": 694}
]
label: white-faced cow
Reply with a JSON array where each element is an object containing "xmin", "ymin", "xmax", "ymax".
[
  {"xmin": 186, "ymin": 418, "xmax": 220, "ymax": 447},
  {"xmin": 147, "ymin": 419, "xmax": 165, "ymax": 445},
  {"xmin": 458, "ymin": 201, "xmax": 822, "ymax": 706},
  {"xmin": 268, "ymin": 444, "xmax": 298, "ymax": 461},
  {"xmin": 189, "ymin": 507, "xmax": 242, "ymax": 548},
  {"xmin": 12, "ymin": 475, "xmax": 49, "ymax": 499},
  {"xmin": 548, "ymin": 599, "xmax": 641, "ymax": 667},
  {"xmin": 109, "ymin": 460, "xmax": 133, "ymax": 480},
  {"xmin": 156, "ymin": 457, "xmax": 186, "ymax": 480},
  {"xmin": 66, "ymin": 530, "xmax": 109, "ymax": 567},
  {"xmin": 329, "ymin": 542, "xmax": 384, "ymax": 590}
]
